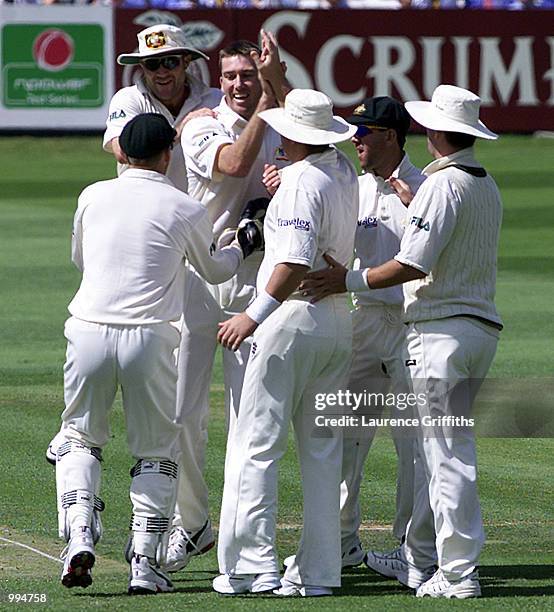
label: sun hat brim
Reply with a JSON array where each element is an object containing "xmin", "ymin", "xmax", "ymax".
[
  {"xmin": 258, "ymin": 108, "xmax": 357, "ymax": 145},
  {"xmin": 405, "ymin": 100, "xmax": 498, "ymax": 140},
  {"xmin": 117, "ymin": 47, "xmax": 209, "ymax": 66}
]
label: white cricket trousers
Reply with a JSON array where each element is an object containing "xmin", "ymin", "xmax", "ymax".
[
  {"xmin": 341, "ymin": 304, "xmax": 415, "ymax": 550},
  {"xmin": 61, "ymin": 316, "xmax": 181, "ymax": 460},
  {"xmin": 218, "ymin": 296, "xmax": 352, "ymax": 588},
  {"xmin": 403, "ymin": 317, "xmax": 499, "ymax": 579},
  {"xmin": 173, "ymin": 258, "xmax": 257, "ymax": 532}
]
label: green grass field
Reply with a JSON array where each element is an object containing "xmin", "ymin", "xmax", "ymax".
[{"xmin": 0, "ymin": 135, "xmax": 553, "ymax": 610}]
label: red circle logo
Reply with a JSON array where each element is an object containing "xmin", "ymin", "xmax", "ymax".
[{"xmin": 33, "ymin": 29, "xmax": 75, "ymax": 72}]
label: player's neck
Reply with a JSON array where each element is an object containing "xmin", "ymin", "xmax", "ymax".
[
  {"xmin": 368, "ymin": 149, "xmax": 404, "ymax": 180},
  {"xmin": 163, "ymin": 82, "xmax": 190, "ymax": 118}
]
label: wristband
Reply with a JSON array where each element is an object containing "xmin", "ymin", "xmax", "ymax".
[
  {"xmin": 245, "ymin": 290, "xmax": 281, "ymax": 324},
  {"xmin": 346, "ymin": 269, "xmax": 370, "ymax": 292}
]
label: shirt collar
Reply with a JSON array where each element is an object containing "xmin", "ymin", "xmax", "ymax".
[
  {"xmin": 120, "ymin": 167, "xmax": 174, "ymax": 185},
  {"xmin": 215, "ymin": 97, "xmax": 249, "ymax": 131},
  {"xmin": 423, "ymin": 147, "xmax": 479, "ymax": 177},
  {"xmin": 304, "ymin": 147, "xmax": 338, "ymax": 165},
  {"xmin": 365, "ymin": 152, "xmax": 410, "ymax": 191}
]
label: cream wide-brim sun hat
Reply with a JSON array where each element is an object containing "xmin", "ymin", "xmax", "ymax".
[
  {"xmin": 258, "ymin": 89, "xmax": 357, "ymax": 146},
  {"xmin": 405, "ymin": 84, "xmax": 498, "ymax": 140},
  {"xmin": 117, "ymin": 24, "xmax": 208, "ymax": 66}
]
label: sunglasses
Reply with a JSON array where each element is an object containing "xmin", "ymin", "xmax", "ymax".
[
  {"xmin": 355, "ymin": 124, "xmax": 390, "ymax": 138},
  {"xmin": 141, "ymin": 55, "xmax": 182, "ymax": 72}
]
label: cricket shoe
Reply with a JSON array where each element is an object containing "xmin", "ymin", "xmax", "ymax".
[
  {"xmin": 363, "ymin": 547, "xmax": 435, "ymax": 589},
  {"xmin": 61, "ymin": 526, "xmax": 95, "ymax": 588},
  {"xmin": 274, "ymin": 577, "xmax": 332, "ymax": 597},
  {"xmin": 212, "ymin": 572, "xmax": 281, "ymax": 595},
  {"xmin": 341, "ymin": 542, "xmax": 365, "ymax": 568},
  {"xmin": 163, "ymin": 520, "xmax": 215, "ymax": 572},
  {"xmin": 416, "ymin": 569, "xmax": 481, "ymax": 599},
  {"xmin": 128, "ymin": 554, "xmax": 174, "ymax": 595}
]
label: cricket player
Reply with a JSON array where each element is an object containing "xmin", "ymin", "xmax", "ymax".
[
  {"xmin": 337, "ymin": 96, "xmax": 426, "ymax": 569},
  {"xmin": 302, "ymin": 84, "xmax": 503, "ymax": 599},
  {"xmin": 46, "ymin": 23, "xmax": 222, "ymax": 463},
  {"xmin": 214, "ymin": 89, "xmax": 358, "ymax": 597},
  {"xmin": 164, "ymin": 33, "xmax": 289, "ymax": 572},
  {"xmin": 104, "ymin": 23, "xmax": 222, "ymax": 192},
  {"xmin": 54, "ymin": 113, "xmax": 261, "ymax": 595}
]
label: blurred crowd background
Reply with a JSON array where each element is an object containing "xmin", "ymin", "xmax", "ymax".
[{"xmin": 2, "ymin": 0, "xmax": 553, "ymax": 8}]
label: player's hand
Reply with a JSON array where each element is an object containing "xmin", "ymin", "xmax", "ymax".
[
  {"xmin": 262, "ymin": 164, "xmax": 281, "ymax": 195},
  {"xmin": 388, "ymin": 176, "xmax": 414, "ymax": 206},
  {"xmin": 254, "ymin": 29, "xmax": 287, "ymax": 105},
  {"xmin": 299, "ymin": 254, "xmax": 348, "ymax": 303},
  {"xmin": 110, "ymin": 138, "xmax": 129, "ymax": 164},
  {"xmin": 218, "ymin": 313, "xmax": 258, "ymax": 351},
  {"xmin": 177, "ymin": 108, "xmax": 217, "ymax": 137}
]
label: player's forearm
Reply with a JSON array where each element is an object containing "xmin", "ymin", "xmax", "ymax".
[
  {"xmin": 191, "ymin": 244, "xmax": 243, "ymax": 285},
  {"xmin": 245, "ymin": 262, "xmax": 308, "ymax": 325},
  {"xmin": 108, "ymin": 137, "xmax": 128, "ymax": 164},
  {"xmin": 349, "ymin": 259, "xmax": 425, "ymax": 290},
  {"xmin": 265, "ymin": 263, "xmax": 309, "ymax": 302},
  {"xmin": 216, "ymin": 95, "xmax": 273, "ymax": 177}
]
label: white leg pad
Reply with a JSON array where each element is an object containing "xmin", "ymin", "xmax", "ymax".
[
  {"xmin": 56, "ymin": 440, "xmax": 103, "ymax": 542},
  {"xmin": 129, "ymin": 459, "xmax": 178, "ymax": 564}
]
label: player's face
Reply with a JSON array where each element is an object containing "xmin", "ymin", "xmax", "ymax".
[
  {"xmin": 220, "ymin": 55, "xmax": 262, "ymax": 120},
  {"xmin": 140, "ymin": 54, "xmax": 191, "ymax": 113},
  {"xmin": 351, "ymin": 125, "xmax": 390, "ymax": 171}
]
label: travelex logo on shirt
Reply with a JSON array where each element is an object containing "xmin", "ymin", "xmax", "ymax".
[
  {"xmin": 277, "ymin": 217, "xmax": 311, "ymax": 231},
  {"xmin": 410, "ymin": 216, "xmax": 430, "ymax": 231},
  {"xmin": 358, "ymin": 215, "xmax": 378, "ymax": 229}
]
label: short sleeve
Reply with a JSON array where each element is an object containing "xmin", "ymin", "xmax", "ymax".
[
  {"xmin": 273, "ymin": 188, "xmax": 321, "ymax": 268},
  {"xmin": 181, "ymin": 116, "xmax": 233, "ymax": 181},
  {"xmin": 103, "ymin": 88, "xmax": 143, "ymax": 151},
  {"xmin": 395, "ymin": 178, "xmax": 458, "ymax": 274}
]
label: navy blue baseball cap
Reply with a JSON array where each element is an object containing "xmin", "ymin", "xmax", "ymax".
[{"xmin": 348, "ymin": 96, "xmax": 411, "ymax": 139}]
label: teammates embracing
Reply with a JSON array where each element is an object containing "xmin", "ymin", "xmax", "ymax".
[{"xmin": 49, "ymin": 22, "xmax": 502, "ymax": 601}]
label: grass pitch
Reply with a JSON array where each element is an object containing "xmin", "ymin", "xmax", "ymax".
[{"xmin": 0, "ymin": 135, "xmax": 553, "ymax": 610}]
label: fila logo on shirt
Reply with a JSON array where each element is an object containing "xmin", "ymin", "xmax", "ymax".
[
  {"xmin": 358, "ymin": 215, "xmax": 377, "ymax": 229},
  {"xmin": 410, "ymin": 216, "xmax": 430, "ymax": 231},
  {"xmin": 109, "ymin": 109, "xmax": 126, "ymax": 121},
  {"xmin": 197, "ymin": 132, "xmax": 219, "ymax": 147},
  {"xmin": 278, "ymin": 217, "xmax": 310, "ymax": 231}
]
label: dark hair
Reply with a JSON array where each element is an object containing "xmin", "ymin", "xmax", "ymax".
[
  {"xmin": 127, "ymin": 149, "xmax": 166, "ymax": 168},
  {"xmin": 218, "ymin": 40, "xmax": 261, "ymax": 70},
  {"xmin": 444, "ymin": 131, "xmax": 476, "ymax": 150}
]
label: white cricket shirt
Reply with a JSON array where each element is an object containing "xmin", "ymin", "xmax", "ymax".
[
  {"xmin": 257, "ymin": 147, "xmax": 359, "ymax": 294},
  {"xmin": 395, "ymin": 147, "xmax": 503, "ymax": 326},
  {"xmin": 353, "ymin": 153, "xmax": 425, "ymax": 307},
  {"xmin": 181, "ymin": 97, "xmax": 286, "ymax": 231},
  {"xmin": 103, "ymin": 74, "xmax": 222, "ymax": 193},
  {"xmin": 69, "ymin": 168, "xmax": 242, "ymax": 325}
]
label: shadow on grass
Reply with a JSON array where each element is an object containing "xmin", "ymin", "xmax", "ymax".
[
  {"xmin": 72, "ymin": 564, "xmax": 554, "ymax": 599},
  {"xmin": 480, "ymin": 564, "xmax": 554, "ymax": 597}
]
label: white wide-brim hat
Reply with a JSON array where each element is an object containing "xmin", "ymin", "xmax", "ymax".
[
  {"xmin": 258, "ymin": 89, "xmax": 357, "ymax": 145},
  {"xmin": 405, "ymin": 84, "xmax": 498, "ymax": 140},
  {"xmin": 117, "ymin": 24, "xmax": 208, "ymax": 66}
]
